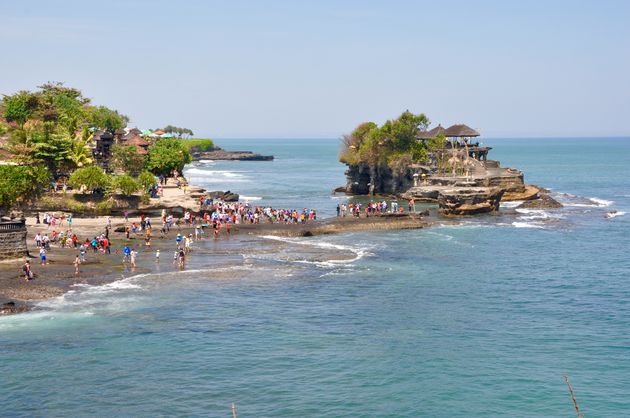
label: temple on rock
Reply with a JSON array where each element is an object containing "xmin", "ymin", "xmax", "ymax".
[{"xmin": 342, "ymin": 122, "xmax": 539, "ymax": 216}]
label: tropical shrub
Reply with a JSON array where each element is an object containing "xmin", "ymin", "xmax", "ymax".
[
  {"xmin": 112, "ymin": 175, "xmax": 140, "ymax": 196},
  {"xmin": 0, "ymin": 165, "xmax": 50, "ymax": 211},
  {"xmin": 137, "ymin": 171, "xmax": 157, "ymax": 192},
  {"xmin": 68, "ymin": 166, "xmax": 111, "ymax": 193}
]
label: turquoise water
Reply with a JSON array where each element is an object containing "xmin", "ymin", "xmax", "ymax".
[{"xmin": 1, "ymin": 138, "xmax": 630, "ymax": 417}]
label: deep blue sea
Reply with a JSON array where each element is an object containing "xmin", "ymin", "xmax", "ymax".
[{"xmin": 1, "ymin": 138, "xmax": 629, "ymax": 417}]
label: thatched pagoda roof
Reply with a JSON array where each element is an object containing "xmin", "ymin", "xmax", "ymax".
[
  {"xmin": 124, "ymin": 134, "xmax": 150, "ymax": 147},
  {"xmin": 416, "ymin": 124, "xmax": 447, "ymax": 140},
  {"xmin": 444, "ymin": 124, "xmax": 480, "ymax": 137}
]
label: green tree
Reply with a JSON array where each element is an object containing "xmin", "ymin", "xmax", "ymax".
[
  {"xmin": 111, "ymin": 144, "xmax": 145, "ymax": 176},
  {"xmin": 161, "ymin": 125, "xmax": 194, "ymax": 138},
  {"xmin": 87, "ymin": 106, "xmax": 129, "ymax": 132},
  {"xmin": 340, "ymin": 111, "xmax": 431, "ymax": 168},
  {"xmin": 112, "ymin": 175, "xmax": 139, "ymax": 196},
  {"xmin": 0, "ymin": 165, "xmax": 49, "ymax": 212},
  {"xmin": 146, "ymin": 138, "xmax": 192, "ymax": 176},
  {"xmin": 137, "ymin": 171, "xmax": 157, "ymax": 192},
  {"xmin": 67, "ymin": 138, "xmax": 93, "ymax": 168},
  {"xmin": 427, "ymin": 133, "xmax": 447, "ymax": 150},
  {"xmin": 2, "ymin": 91, "xmax": 38, "ymax": 127},
  {"xmin": 340, "ymin": 122, "xmax": 378, "ymax": 164},
  {"xmin": 31, "ymin": 136, "xmax": 73, "ymax": 173},
  {"xmin": 69, "ymin": 165, "xmax": 111, "ymax": 193}
]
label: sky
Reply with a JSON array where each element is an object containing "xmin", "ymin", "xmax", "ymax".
[{"xmin": 1, "ymin": 0, "xmax": 629, "ymax": 138}]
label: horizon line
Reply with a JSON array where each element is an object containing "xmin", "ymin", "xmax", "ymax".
[{"xmin": 209, "ymin": 135, "xmax": 630, "ymax": 140}]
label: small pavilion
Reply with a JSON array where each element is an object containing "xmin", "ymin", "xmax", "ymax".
[{"xmin": 418, "ymin": 123, "xmax": 491, "ymax": 161}]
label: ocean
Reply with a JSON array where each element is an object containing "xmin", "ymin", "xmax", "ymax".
[{"xmin": 1, "ymin": 137, "xmax": 629, "ymax": 417}]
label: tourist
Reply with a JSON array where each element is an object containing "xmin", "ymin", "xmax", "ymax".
[
  {"xmin": 178, "ymin": 248, "xmax": 185, "ymax": 268},
  {"xmin": 68, "ymin": 213, "xmax": 73, "ymax": 229},
  {"xmin": 123, "ymin": 245, "xmax": 131, "ymax": 263},
  {"xmin": 130, "ymin": 248, "xmax": 137, "ymax": 268},
  {"xmin": 22, "ymin": 260, "xmax": 33, "ymax": 281},
  {"xmin": 155, "ymin": 249, "xmax": 160, "ymax": 263},
  {"xmin": 39, "ymin": 247, "xmax": 47, "ymax": 265},
  {"xmin": 74, "ymin": 255, "xmax": 81, "ymax": 276}
]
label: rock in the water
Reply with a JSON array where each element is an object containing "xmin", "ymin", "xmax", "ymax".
[
  {"xmin": 205, "ymin": 190, "xmax": 240, "ymax": 202},
  {"xmin": 1, "ymin": 301, "xmax": 29, "ymax": 315},
  {"xmin": 192, "ymin": 149, "xmax": 273, "ymax": 161},
  {"xmin": 438, "ymin": 187, "xmax": 504, "ymax": 216},
  {"xmin": 517, "ymin": 194, "xmax": 563, "ymax": 209},
  {"xmin": 502, "ymin": 185, "xmax": 540, "ymax": 201}
]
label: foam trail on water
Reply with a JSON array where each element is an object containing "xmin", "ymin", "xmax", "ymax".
[
  {"xmin": 512, "ymin": 221, "xmax": 545, "ymax": 229},
  {"xmin": 605, "ymin": 211, "xmax": 626, "ymax": 219},
  {"xmin": 260, "ymin": 235, "xmax": 372, "ymax": 265}
]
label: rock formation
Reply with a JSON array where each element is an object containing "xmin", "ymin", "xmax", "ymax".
[
  {"xmin": 517, "ymin": 193, "xmax": 563, "ymax": 209},
  {"xmin": 438, "ymin": 187, "xmax": 504, "ymax": 216},
  {"xmin": 339, "ymin": 152, "xmax": 555, "ymax": 216},
  {"xmin": 205, "ymin": 190, "xmax": 240, "ymax": 202},
  {"xmin": 192, "ymin": 148, "xmax": 273, "ymax": 161}
]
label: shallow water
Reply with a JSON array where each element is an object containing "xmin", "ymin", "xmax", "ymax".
[{"xmin": 1, "ymin": 138, "xmax": 630, "ymax": 417}]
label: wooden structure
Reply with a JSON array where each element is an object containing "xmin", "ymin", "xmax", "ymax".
[{"xmin": 418, "ymin": 123, "xmax": 491, "ymax": 160}]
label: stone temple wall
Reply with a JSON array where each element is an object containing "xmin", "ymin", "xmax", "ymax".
[{"xmin": 0, "ymin": 220, "xmax": 28, "ymax": 260}]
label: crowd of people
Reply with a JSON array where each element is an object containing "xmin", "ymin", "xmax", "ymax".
[
  {"xmin": 336, "ymin": 198, "xmax": 416, "ymax": 217},
  {"xmin": 21, "ymin": 178, "xmax": 422, "ymax": 282}
]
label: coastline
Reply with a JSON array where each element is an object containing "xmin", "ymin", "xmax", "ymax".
[{"xmin": 0, "ymin": 207, "xmax": 431, "ymax": 314}]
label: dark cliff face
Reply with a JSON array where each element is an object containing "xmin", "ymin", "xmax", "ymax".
[{"xmin": 344, "ymin": 163, "xmax": 414, "ymax": 195}]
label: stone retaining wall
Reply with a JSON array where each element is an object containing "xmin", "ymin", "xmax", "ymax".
[{"xmin": 0, "ymin": 220, "xmax": 28, "ymax": 260}]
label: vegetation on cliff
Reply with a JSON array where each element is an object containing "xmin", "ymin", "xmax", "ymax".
[
  {"xmin": 339, "ymin": 111, "xmax": 446, "ymax": 172},
  {"xmin": 182, "ymin": 138, "xmax": 215, "ymax": 153},
  {"xmin": 1, "ymin": 82, "xmax": 128, "ymax": 173},
  {"xmin": 0, "ymin": 82, "xmax": 204, "ymax": 211}
]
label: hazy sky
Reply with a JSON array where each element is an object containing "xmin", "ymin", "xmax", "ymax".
[{"xmin": 1, "ymin": 0, "xmax": 628, "ymax": 138}]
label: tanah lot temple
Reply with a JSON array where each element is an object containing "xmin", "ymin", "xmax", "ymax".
[{"xmin": 342, "ymin": 123, "xmax": 540, "ymax": 216}]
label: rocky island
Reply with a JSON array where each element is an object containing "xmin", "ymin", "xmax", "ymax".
[
  {"xmin": 190, "ymin": 147, "xmax": 273, "ymax": 162},
  {"xmin": 337, "ymin": 112, "xmax": 558, "ymax": 215}
]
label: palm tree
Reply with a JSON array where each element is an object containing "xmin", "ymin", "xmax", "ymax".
[{"xmin": 67, "ymin": 137, "xmax": 93, "ymax": 168}]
